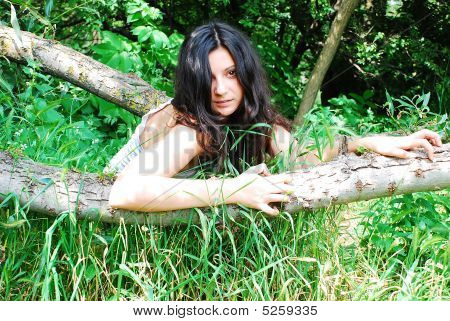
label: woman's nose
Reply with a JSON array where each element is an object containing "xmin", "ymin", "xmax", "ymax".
[{"xmin": 214, "ymin": 79, "xmax": 227, "ymax": 96}]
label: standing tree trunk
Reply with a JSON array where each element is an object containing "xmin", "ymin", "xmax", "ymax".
[{"xmin": 293, "ymin": 0, "xmax": 360, "ymax": 126}]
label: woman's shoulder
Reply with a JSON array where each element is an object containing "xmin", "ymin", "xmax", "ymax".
[
  {"xmin": 270, "ymin": 124, "xmax": 292, "ymax": 155},
  {"xmin": 141, "ymin": 104, "xmax": 203, "ymax": 151},
  {"xmin": 144, "ymin": 103, "xmax": 198, "ymax": 129}
]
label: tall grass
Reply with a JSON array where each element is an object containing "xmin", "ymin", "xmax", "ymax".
[{"xmin": 1, "ymin": 196, "xmax": 448, "ymax": 300}]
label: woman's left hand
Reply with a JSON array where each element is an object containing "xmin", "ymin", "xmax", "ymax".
[{"xmin": 355, "ymin": 129, "xmax": 442, "ymax": 160}]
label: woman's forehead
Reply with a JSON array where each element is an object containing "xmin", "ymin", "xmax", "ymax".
[{"xmin": 208, "ymin": 47, "xmax": 236, "ymax": 71}]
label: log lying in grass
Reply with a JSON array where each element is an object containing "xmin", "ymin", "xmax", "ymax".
[
  {"xmin": 0, "ymin": 26, "xmax": 167, "ymax": 116},
  {"xmin": 1, "ymin": 146, "xmax": 449, "ymax": 225}
]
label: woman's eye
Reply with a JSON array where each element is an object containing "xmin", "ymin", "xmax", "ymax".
[{"xmin": 228, "ymin": 70, "xmax": 237, "ymax": 77}]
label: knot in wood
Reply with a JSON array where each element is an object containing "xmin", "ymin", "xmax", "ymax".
[
  {"xmin": 108, "ymin": 207, "xmax": 117, "ymax": 216},
  {"xmin": 341, "ymin": 167, "xmax": 351, "ymax": 174},
  {"xmin": 387, "ymin": 182, "xmax": 397, "ymax": 195},
  {"xmin": 355, "ymin": 179, "xmax": 364, "ymax": 192},
  {"xmin": 415, "ymin": 168, "xmax": 424, "ymax": 178}
]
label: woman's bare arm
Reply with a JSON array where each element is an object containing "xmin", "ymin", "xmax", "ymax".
[
  {"xmin": 110, "ymin": 174, "xmax": 238, "ymax": 212},
  {"xmin": 109, "ymin": 125, "xmax": 293, "ymax": 214},
  {"xmin": 109, "ymin": 124, "xmax": 222, "ymax": 211},
  {"xmin": 270, "ymin": 126, "xmax": 442, "ymax": 168}
]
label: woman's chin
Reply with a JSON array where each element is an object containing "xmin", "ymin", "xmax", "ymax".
[
  {"xmin": 212, "ymin": 105, "xmax": 240, "ymax": 117},
  {"xmin": 213, "ymin": 109, "xmax": 236, "ymax": 117}
]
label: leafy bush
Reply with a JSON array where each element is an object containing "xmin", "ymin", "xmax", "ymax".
[{"xmin": 358, "ymin": 192, "xmax": 449, "ymax": 274}]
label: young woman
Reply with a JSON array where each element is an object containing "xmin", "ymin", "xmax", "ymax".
[{"xmin": 106, "ymin": 22, "xmax": 442, "ymax": 216}]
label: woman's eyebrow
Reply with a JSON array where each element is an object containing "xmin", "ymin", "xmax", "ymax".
[{"xmin": 225, "ymin": 65, "xmax": 236, "ymax": 71}]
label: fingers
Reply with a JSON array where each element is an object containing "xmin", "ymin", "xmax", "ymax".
[
  {"xmin": 243, "ymin": 163, "xmax": 270, "ymax": 176},
  {"xmin": 269, "ymin": 183, "xmax": 295, "ymax": 194},
  {"xmin": 257, "ymin": 163, "xmax": 270, "ymax": 176},
  {"xmin": 411, "ymin": 129, "xmax": 442, "ymax": 147},
  {"xmin": 259, "ymin": 174, "xmax": 295, "ymax": 194},
  {"xmin": 392, "ymin": 138, "xmax": 435, "ymax": 160},
  {"xmin": 259, "ymin": 194, "xmax": 292, "ymax": 216},
  {"xmin": 266, "ymin": 173, "xmax": 293, "ymax": 184},
  {"xmin": 409, "ymin": 138, "xmax": 435, "ymax": 160},
  {"xmin": 259, "ymin": 204, "xmax": 279, "ymax": 216},
  {"xmin": 386, "ymin": 148, "xmax": 415, "ymax": 159},
  {"xmin": 265, "ymin": 194, "xmax": 291, "ymax": 203}
]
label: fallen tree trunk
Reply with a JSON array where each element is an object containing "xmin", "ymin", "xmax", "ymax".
[
  {"xmin": 1, "ymin": 146, "xmax": 449, "ymax": 225},
  {"xmin": 0, "ymin": 26, "xmax": 167, "ymax": 116}
]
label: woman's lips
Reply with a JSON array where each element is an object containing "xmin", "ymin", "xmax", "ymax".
[{"xmin": 214, "ymin": 99, "xmax": 233, "ymax": 107}]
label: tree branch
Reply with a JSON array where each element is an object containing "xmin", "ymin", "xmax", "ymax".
[{"xmin": 0, "ymin": 25, "xmax": 168, "ymax": 116}]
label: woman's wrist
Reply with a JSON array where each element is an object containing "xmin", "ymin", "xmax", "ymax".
[
  {"xmin": 348, "ymin": 136, "xmax": 374, "ymax": 153},
  {"xmin": 224, "ymin": 177, "xmax": 245, "ymax": 205},
  {"xmin": 207, "ymin": 177, "xmax": 242, "ymax": 206}
]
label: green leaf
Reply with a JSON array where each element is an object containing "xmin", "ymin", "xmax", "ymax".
[
  {"xmin": 385, "ymin": 90, "xmax": 394, "ymax": 116},
  {"xmin": 97, "ymin": 98, "xmax": 120, "ymax": 118},
  {"xmin": 10, "ymin": 4, "xmax": 23, "ymax": 44},
  {"xmin": 140, "ymin": 29, "xmax": 153, "ymax": 43},
  {"xmin": 132, "ymin": 26, "xmax": 152, "ymax": 43},
  {"xmin": 34, "ymin": 98, "xmax": 64, "ymax": 123},
  {"xmin": 119, "ymin": 52, "xmax": 133, "ymax": 72},
  {"xmin": 35, "ymin": 83, "xmax": 53, "ymax": 94},
  {"xmin": 168, "ymin": 32, "xmax": 184, "ymax": 48},
  {"xmin": 44, "ymin": 0, "xmax": 54, "ymax": 18},
  {"xmin": 101, "ymin": 31, "xmax": 132, "ymax": 51},
  {"xmin": 127, "ymin": 12, "xmax": 141, "ymax": 24},
  {"xmin": 0, "ymin": 72, "xmax": 14, "ymax": 94},
  {"xmin": 363, "ymin": 90, "xmax": 374, "ymax": 100},
  {"xmin": 106, "ymin": 51, "xmax": 135, "ymax": 73},
  {"xmin": 106, "ymin": 52, "xmax": 121, "ymax": 70},
  {"xmin": 35, "ymin": 98, "xmax": 47, "ymax": 111},
  {"xmin": 0, "ymin": 219, "xmax": 27, "ymax": 229},
  {"xmin": 91, "ymin": 43, "xmax": 115, "ymax": 56},
  {"xmin": 421, "ymin": 92, "xmax": 430, "ymax": 109},
  {"xmin": 147, "ymin": 7, "xmax": 163, "ymax": 20},
  {"xmin": 42, "ymin": 108, "xmax": 64, "ymax": 123},
  {"xmin": 85, "ymin": 264, "xmax": 97, "ymax": 282},
  {"xmin": 150, "ymin": 30, "xmax": 169, "ymax": 49}
]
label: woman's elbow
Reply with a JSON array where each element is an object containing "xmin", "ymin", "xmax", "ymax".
[
  {"xmin": 108, "ymin": 176, "xmax": 135, "ymax": 209},
  {"xmin": 108, "ymin": 175, "xmax": 162, "ymax": 211}
]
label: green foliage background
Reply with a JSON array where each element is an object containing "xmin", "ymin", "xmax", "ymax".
[{"xmin": 0, "ymin": 0, "xmax": 448, "ymax": 301}]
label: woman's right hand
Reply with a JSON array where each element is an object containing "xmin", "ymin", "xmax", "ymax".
[{"xmin": 229, "ymin": 164, "xmax": 294, "ymax": 216}]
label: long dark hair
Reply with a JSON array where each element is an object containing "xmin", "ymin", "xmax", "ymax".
[{"xmin": 172, "ymin": 21, "xmax": 291, "ymax": 173}]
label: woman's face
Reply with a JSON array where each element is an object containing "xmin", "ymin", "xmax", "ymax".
[{"xmin": 208, "ymin": 46, "xmax": 244, "ymax": 117}]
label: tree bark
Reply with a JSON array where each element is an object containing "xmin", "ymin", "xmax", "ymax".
[
  {"xmin": 293, "ymin": 0, "xmax": 359, "ymax": 126},
  {"xmin": 1, "ymin": 146, "xmax": 449, "ymax": 225},
  {"xmin": 0, "ymin": 26, "xmax": 168, "ymax": 117}
]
